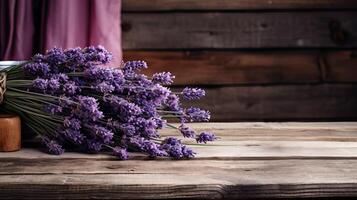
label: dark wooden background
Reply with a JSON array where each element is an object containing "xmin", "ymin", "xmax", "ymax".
[{"xmin": 122, "ymin": 0, "xmax": 357, "ymax": 122}]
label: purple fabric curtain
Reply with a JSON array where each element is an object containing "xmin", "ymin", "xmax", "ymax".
[{"xmin": 0, "ymin": 0, "xmax": 122, "ymax": 66}]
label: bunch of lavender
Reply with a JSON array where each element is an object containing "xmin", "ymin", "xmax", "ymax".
[{"xmin": 0, "ymin": 46, "xmax": 217, "ymax": 159}]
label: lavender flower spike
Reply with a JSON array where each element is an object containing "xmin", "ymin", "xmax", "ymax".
[
  {"xmin": 63, "ymin": 117, "xmax": 81, "ymax": 130},
  {"xmin": 92, "ymin": 125, "xmax": 114, "ymax": 144},
  {"xmin": 196, "ymin": 132, "xmax": 217, "ymax": 144},
  {"xmin": 123, "ymin": 61, "xmax": 148, "ymax": 73},
  {"xmin": 160, "ymin": 137, "xmax": 196, "ymax": 159},
  {"xmin": 61, "ymin": 129, "xmax": 85, "ymax": 145},
  {"xmin": 179, "ymin": 124, "xmax": 196, "ymax": 138},
  {"xmin": 76, "ymin": 96, "xmax": 104, "ymax": 121},
  {"xmin": 182, "ymin": 87, "xmax": 205, "ymax": 100},
  {"xmin": 183, "ymin": 107, "xmax": 210, "ymax": 122},
  {"xmin": 23, "ymin": 62, "xmax": 50, "ymax": 76},
  {"xmin": 152, "ymin": 72, "xmax": 175, "ymax": 85},
  {"xmin": 41, "ymin": 136, "xmax": 65, "ymax": 155},
  {"xmin": 112, "ymin": 147, "xmax": 129, "ymax": 160},
  {"xmin": 32, "ymin": 78, "xmax": 48, "ymax": 91}
]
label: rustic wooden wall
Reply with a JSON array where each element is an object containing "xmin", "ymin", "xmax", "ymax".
[{"xmin": 122, "ymin": 0, "xmax": 357, "ymax": 121}]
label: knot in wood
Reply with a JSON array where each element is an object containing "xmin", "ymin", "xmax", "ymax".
[{"xmin": 0, "ymin": 73, "xmax": 7, "ymax": 104}]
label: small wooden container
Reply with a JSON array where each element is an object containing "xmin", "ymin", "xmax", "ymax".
[{"xmin": 0, "ymin": 115, "xmax": 21, "ymax": 152}]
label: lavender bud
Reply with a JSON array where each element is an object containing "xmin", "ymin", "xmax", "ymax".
[
  {"xmin": 183, "ymin": 107, "xmax": 210, "ymax": 122},
  {"xmin": 41, "ymin": 136, "xmax": 64, "ymax": 155},
  {"xmin": 196, "ymin": 132, "xmax": 217, "ymax": 144},
  {"xmin": 112, "ymin": 147, "xmax": 129, "ymax": 160},
  {"xmin": 182, "ymin": 87, "xmax": 205, "ymax": 100},
  {"xmin": 152, "ymin": 72, "xmax": 175, "ymax": 85},
  {"xmin": 179, "ymin": 124, "xmax": 196, "ymax": 138}
]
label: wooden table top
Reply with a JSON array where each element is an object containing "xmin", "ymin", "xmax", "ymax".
[{"xmin": 1, "ymin": 122, "xmax": 357, "ymax": 199}]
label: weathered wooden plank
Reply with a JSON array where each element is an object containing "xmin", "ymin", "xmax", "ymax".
[
  {"xmin": 2, "ymin": 160, "xmax": 357, "ymax": 199},
  {"xmin": 3, "ymin": 122, "xmax": 357, "ymax": 160},
  {"xmin": 122, "ymin": 12, "xmax": 357, "ymax": 49},
  {"xmin": 123, "ymin": 0, "xmax": 357, "ymax": 11},
  {"xmin": 323, "ymin": 51, "xmax": 357, "ymax": 82},
  {"xmin": 124, "ymin": 51, "xmax": 320, "ymax": 85},
  {"xmin": 1, "ymin": 122, "xmax": 357, "ymax": 199},
  {"xmin": 5, "ymin": 141, "xmax": 357, "ymax": 160},
  {"xmin": 3, "ymin": 158, "xmax": 357, "ymax": 176},
  {"xmin": 179, "ymin": 84, "xmax": 357, "ymax": 121},
  {"xmin": 19, "ymin": 122, "xmax": 357, "ymax": 147}
]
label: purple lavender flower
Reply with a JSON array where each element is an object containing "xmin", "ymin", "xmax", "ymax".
[
  {"xmin": 179, "ymin": 124, "xmax": 196, "ymax": 138},
  {"xmin": 47, "ymin": 78, "xmax": 61, "ymax": 93},
  {"xmin": 31, "ymin": 53, "xmax": 45, "ymax": 62},
  {"xmin": 75, "ymin": 96, "xmax": 104, "ymax": 121},
  {"xmin": 95, "ymin": 45, "xmax": 113, "ymax": 63},
  {"xmin": 23, "ymin": 62, "xmax": 50, "ymax": 76},
  {"xmin": 59, "ymin": 96, "xmax": 75, "ymax": 108},
  {"xmin": 41, "ymin": 136, "xmax": 64, "ymax": 155},
  {"xmin": 46, "ymin": 47, "xmax": 66, "ymax": 65},
  {"xmin": 104, "ymin": 95, "xmax": 142, "ymax": 120},
  {"xmin": 160, "ymin": 137, "xmax": 196, "ymax": 159},
  {"xmin": 61, "ymin": 129, "xmax": 85, "ymax": 145},
  {"xmin": 63, "ymin": 81, "xmax": 80, "ymax": 96},
  {"xmin": 183, "ymin": 107, "xmax": 210, "ymax": 122},
  {"xmin": 63, "ymin": 117, "xmax": 81, "ymax": 130},
  {"xmin": 141, "ymin": 103, "xmax": 157, "ymax": 118},
  {"xmin": 95, "ymin": 82, "xmax": 115, "ymax": 93},
  {"xmin": 125, "ymin": 73, "xmax": 151, "ymax": 88},
  {"xmin": 32, "ymin": 78, "xmax": 48, "ymax": 91},
  {"xmin": 152, "ymin": 72, "xmax": 174, "ymax": 85},
  {"xmin": 181, "ymin": 145, "xmax": 196, "ymax": 158},
  {"xmin": 83, "ymin": 45, "xmax": 112, "ymax": 64},
  {"xmin": 135, "ymin": 84, "xmax": 170, "ymax": 106},
  {"xmin": 153, "ymin": 117, "xmax": 166, "ymax": 129},
  {"xmin": 120, "ymin": 123, "xmax": 137, "ymax": 136},
  {"xmin": 196, "ymin": 132, "xmax": 217, "ymax": 143},
  {"xmin": 44, "ymin": 104, "xmax": 63, "ymax": 115},
  {"xmin": 129, "ymin": 137, "xmax": 167, "ymax": 158},
  {"xmin": 112, "ymin": 147, "xmax": 129, "ymax": 160},
  {"xmin": 112, "ymin": 69, "xmax": 125, "ymax": 89},
  {"xmin": 52, "ymin": 73, "xmax": 69, "ymax": 83},
  {"xmin": 164, "ymin": 93, "xmax": 181, "ymax": 111},
  {"xmin": 64, "ymin": 47, "xmax": 85, "ymax": 65},
  {"xmin": 91, "ymin": 125, "xmax": 114, "ymax": 144},
  {"xmin": 151, "ymin": 85, "xmax": 170, "ymax": 105},
  {"xmin": 123, "ymin": 61, "xmax": 148, "ymax": 73},
  {"xmin": 161, "ymin": 137, "xmax": 181, "ymax": 146},
  {"xmin": 86, "ymin": 139, "xmax": 103, "ymax": 153},
  {"xmin": 84, "ymin": 67, "xmax": 113, "ymax": 81},
  {"xmin": 182, "ymin": 87, "xmax": 205, "ymax": 100},
  {"xmin": 132, "ymin": 117, "xmax": 158, "ymax": 138}
]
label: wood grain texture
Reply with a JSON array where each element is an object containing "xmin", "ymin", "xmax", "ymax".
[
  {"xmin": 179, "ymin": 84, "xmax": 357, "ymax": 121},
  {"xmin": 123, "ymin": 0, "xmax": 357, "ymax": 11},
  {"xmin": 2, "ymin": 174, "xmax": 357, "ymax": 199},
  {"xmin": 0, "ymin": 115, "xmax": 21, "ymax": 152},
  {"xmin": 323, "ymin": 51, "xmax": 357, "ymax": 82},
  {"xmin": 122, "ymin": 12, "xmax": 357, "ymax": 49},
  {"xmin": 124, "ymin": 50, "xmax": 320, "ymax": 85},
  {"xmin": 2, "ymin": 123, "xmax": 357, "ymax": 199}
]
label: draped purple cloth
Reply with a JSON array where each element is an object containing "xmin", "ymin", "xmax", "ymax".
[{"xmin": 0, "ymin": 0, "xmax": 122, "ymax": 66}]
